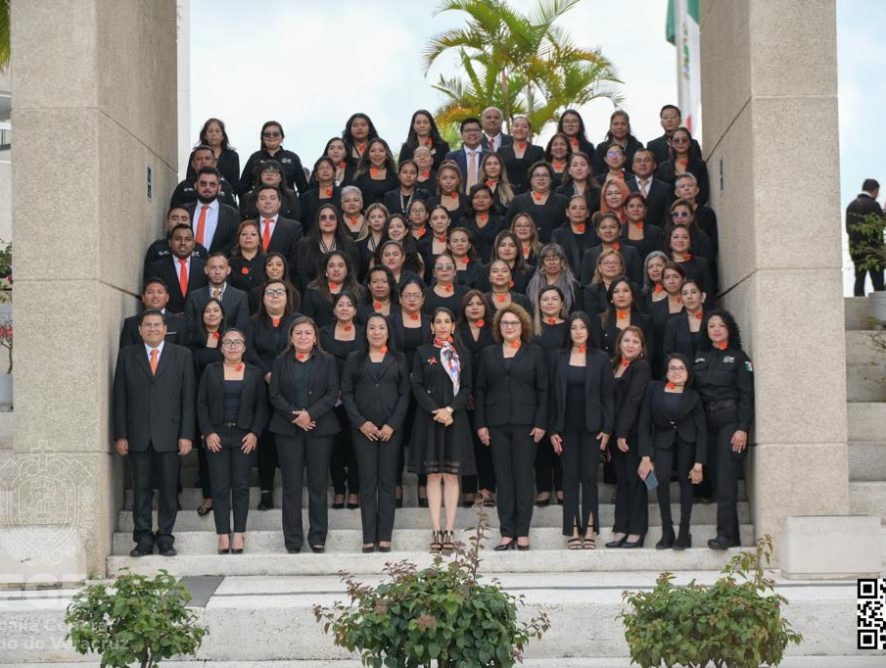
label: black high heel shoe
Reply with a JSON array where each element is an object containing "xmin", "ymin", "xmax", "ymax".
[
  {"xmin": 622, "ymin": 535, "xmax": 645, "ymax": 549},
  {"xmin": 332, "ymin": 494, "xmax": 345, "ymax": 510},
  {"xmin": 257, "ymin": 491, "xmax": 274, "ymax": 510},
  {"xmin": 656, "ymin": 527, "xmax": 676, "ymax": 550},
  {"xmin": 605, "ymin": 535, "xmax": 627, "ymax": 549},
  {"xmin": 674, "ymin": 528, "xmax": 691, "ymax": 550},
  {"xmin": 494, "ymin": 540, "xmax": 515, "ymax": 551}
]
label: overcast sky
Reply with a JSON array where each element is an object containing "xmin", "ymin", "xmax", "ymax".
[{"xmin": 190, "ymin": 0, "xmax": 886, "ymax": 294}]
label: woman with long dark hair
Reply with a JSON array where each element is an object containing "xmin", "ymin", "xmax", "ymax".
[
  {"xmin": 301, "ymin": 250, "xmax": 364, "ymax": 328},
  {"xmin": 342, "ymin": 112, "xmax": 380, "ymax": 165},
  {"xmin": 189, "ymin": 117, "xmax": 240, "ymax": 187},
  {"xmin": 398, "ymin": 109, "xmax": 450, "ymax": 171}
]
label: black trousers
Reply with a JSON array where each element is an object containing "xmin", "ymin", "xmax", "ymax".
[
  {"xmin": 705, "ymin": 404, "xmax": 745, "ymax": 543},
  {"xmin": 330, "ymin": 405, "xmax": 360, "ymax": 495},
  {"xmin": 653, "ymin": 437, "xmax": 695, "ymax": 531},
  {"xmin": 490, "ymin": 425, "xmax": 536, "ymax": 538},
  {"xmin": 463, "ymin": 408, "xmax": 496, "ymax": 493},
  {"xmin": 196, "ymin": 446, "xmax": 212, "ymax": 500},
  {"xmin": 559, "ymin": 424, "xmax": 600, "ymax": 535},
  {"xmin": 130, "ymin": 443, "xmax": 179, "ymax": 548},
  {"xmin": 534, "ymin": 439, "xmax": 563, "ymax": 494},
  {"xmin": 353, "ymin": 431, "xmax": 401, "ymax": 543},
  {"xmin": 257, "ymin": 430, "xmax": 278, "ymax": 492},
  {"xmin": 276, "ymin": 433, "xmax": 334, "ymax": 550},
  {"xmin": 206, "ymin": 426, "xmax": 255, "ymax": 534},
  {"xmin": 611, "ymin": 432, "xmax": 648, "ymax": 535},
  {"xmin": 852, "ymin": 255, "xmax": 884, "ymax": 296}
]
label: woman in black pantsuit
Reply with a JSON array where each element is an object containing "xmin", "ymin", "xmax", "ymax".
[
  {"xmin": 475, "ymin": 304, "xmax": 548, "ymax": 551},
  {"xmin": 341, "ymin": 313, "xmax": 411, "ymax": 553},
  {"xmin": 693, "ymin": 309, "xmax": 754, "ymax": 551},
  {"xmin": 662, "ymin": 277, "xmax": 706, "ymax": 370},
  {"xmin": 268, "ymin": 317, "xmax": 340, "ymax": 554},
  {"xmin": 549, "ymin": 312, "xmax": 615, "ymax": 549},
  {"xmin": 197, "ymin": 329, "xmax": 268, "ymax": 554},
  {"xmin": 606, "ymin": 326, "xmax": 651, "ymax": 549},
  {"xmin": 638, "ymin": 353, "xmax": 707, "ymax": 550}
]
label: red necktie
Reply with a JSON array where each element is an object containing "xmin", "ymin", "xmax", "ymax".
[
  {"xmin": 178, "ymin": 258, "xmax": 188, "ymax": 296},
  {"xmin": 488, "ymin": 137, "xmax": 495, "ymax": 151},
  {"xmin": 195, "ymin": 205, "xmax": 209, "ymax": 246},
  {"xmin": 262, "ymin": 218, "xmax": 273, "ymax": 252},
  {"xmin": 149, "ymin": 348, "xmax": 158, "ymax": 375}
]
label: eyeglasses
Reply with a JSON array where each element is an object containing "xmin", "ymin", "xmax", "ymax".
[
  {"xmin": 262, "ymin": 131, "xmax": 282, "ymax": 138},
  {"xmin": 671, "ymin": 210, "xmax": 691, "ymax": 218},
  {"xmin": 667, "ymin": 366, "xmax": 688, "ymax": 373},
  {"xmin": 222, "ymin": 340, "xmax": 245, "ymax": 349},
  {"xmin": 671, "ymin": 137, "xmax": 689, "ymax": 144},
  {"xmin": 531, "ymin": 173, "xmax": 550, "ymax": 179},
  {"xmin": 402, "ymin": 292, "xmax": 423, "ymax": 300},
  {"xmin": 606, "ymin": 150, "xmax": 623, "ymax": 158},
  {"xmin": 141, "ymin": 322, "xmax": 165, "ymax": 330},
  {"xmin": 500, "ymin": 321, "xmax": 521, "ymax": 328},
  {"xmin": 265, "ymin": 289, "xmax": 287, "ymax": 297}
]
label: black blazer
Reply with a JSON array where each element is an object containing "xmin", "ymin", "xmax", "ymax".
[
  {"xmin": 551, "ymin": 224, "xmax": 600, "ymax": 276},
  {"xmin": 112, "ymin": 343, "xmax": 196, "ymax": 452},
  {"xmin": 265, "ymin": 216, "xmax": 304, "ymax": 273},
  {"xmin": 341, "ymin": 350, "xmax": 411, "ymax": 430},
  {"xmin": 497, "ymin": 143, "xmax": 545, "ymax": 194},
  {"xmin": 239, "ymin": 148, "xmax": 309, "ymax": 196},
  {"xmin": 184, "ymin": 201, "xmax": 240, "ymax": 255},
  {"xmin": 186, "ymin": 147, "xmax": 242, "ymax": 190},
  {"xmin": 637, "ymin": 381, "xmax": 707, "ymax": 461},
  {"xmin": 657, "ymin": 159, "xmax": 710, "ymax": 205},
  {"xmin": 474, "ymin": 343, "xmax": 548, "ymax": 429},
  {"xmin": 663, "ymin": 312, "xmax": 702, "ymax": 367},
  {"xmin": 625, "ymin": 175, "xmax": 673, "ymax": 227},
  {"xmin": 504, "ymin": 192, "xmax": 569, "ymax": 243},
  {"xmin": 245, "ymin": 313, "xmax": 300, "ymax": 375},
  {"xmin": 388, "ymin": 311, "xmax": 434, "ymax": 372},
  {"xmin": 590, "ymin": 310, "xmax": 655, "ymax": 361},
  {"xmin": 147, "ymin": 256, "xmax": 208, "ymax": 314},
  {"xmin": 399, "ymin": 138, "xmax": 451, "ymax": 171},
  {"xmin": 613, "ymin": 358, "xmax": 651, "ymax": 439},
  {"xmin": 119, "ymin": 311, "xmax": 187, "ymax": 349},
  {"xmin": 580, "ymin": 244, "xmax": 643, "ymax": 286},
  {"xmin": 647, "ymin": 134, "xmax": 702, "ymax": 169},
  {"xmin": 268, "ymin": 351, "xmax": 340, "ymax": 437},
  {"xmin": 196, "ymin": 362, "xmax": 269, "ymax": 437},
  {"xmin": 143, "ymin": 238, "xmax": 208, "ymax": 282},
  {"xmin": 240, "ymin": 188, "xmax": 302, "ymax": 224},
  {"xmin": 592, "ymin": 136, "xmax": 644, "ymax": 177},
  {"xmin": 293, "ymin": 235, "xmax": 359, "ymax": 292},
  {"xmin": 183, "ymin": 284, "xmax": 251, "ymax": 334},
  {"xmin": 548, "ymin": 348, "xmax": 615, "ymax": 435}
]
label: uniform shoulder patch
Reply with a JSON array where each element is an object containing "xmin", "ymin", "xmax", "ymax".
[{"xmin": 745, "ymin": 360, "xmax": 753, "ymax": 372}]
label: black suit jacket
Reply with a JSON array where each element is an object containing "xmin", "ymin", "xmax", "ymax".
[
  {"xmin": 196, "ymin": 361, "xmax": 269, "ymax": 437},
  {"xmin": 268, "ymin": 351, "xmax": 340, "ymax": 437},
  {"xmin": 183, "ymin": 284, "xmax": 251, "ymax": 334},
  {"xmin": 341, "ymin": 350, "xmax": 411, "ymax": 429},
  {"xmin": 637, "ymin": 381, "xmax": 707, "ymax": 462},
  {"xmin": 498, "ymin": 144, "xmax": 546, "ymax": 194},
  {"xmin": 647, "ymin": 134, "xmax": 702, "ymax": 167},
  {"xmin": 657, "ymin": 159, "xmax": 710, "ymax": 205},
  {"xmin": 170, "ymin": 178, "xmax": 238, "ymax": 210},
  {"xmin": 625, "ymin": 175, "xmax": 673, "ymax": 227},
  {"xmin": 147, "ymin": 256, "xmax": 208, "ymax": 314},
  {"xmin": 590, "ymin": 310, "xmax": 655, "ymax": 362},
  {"xmin": 614, "ymin": 358, "xmax": 652, "ymax": 439},
  {"xmin": 143, "ymin": 238, "xmax": 208, "ymax": 281},
  {"xmin": 184, "ymin": 201, "xmax": 241, "ymax": 255},
  {"xmin": 592, "ymin": 137, "xmax": 644, "ymax": 177},
  {"xmin": 663, "ymin": 312, "xmax": 702, "ymax": 368},
  {"xmin": 245, "ymin": 313, "xmax": 299, "ymax": 375},
  {"xmin": 846, "ymin": 193, "xmax": 885, "ymax": 248},
  {"xmin": 580, "ymin": 244, "xmax": 643, "ymax": 286},
  {"xmin": 474, "ymin": 343, "xmax": 548, "ymax": 429},
  {"xmin": 263, "ymin": 216, "xmax": 304, "ymax": 272},
  {"xmin": 112, "ymin": 343, "xmax": 196, "ymax": 452},
  {"xmin": 548, "ymin": 348, "xmax": 615, "ymax": 435},
  {"xmin": 443, "ymin": 147, "xmax": 489, "ymax": 193},
  {"xmin": 119, "ymin": 311, "xmax": 187, "ymax": 349}
]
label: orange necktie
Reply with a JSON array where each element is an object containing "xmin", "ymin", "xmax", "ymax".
[
  {"xmin": 195, "ymin": 205, "xmax": 209, "ymax": 246},
  {"xmin": 262, "ymin": 218, "xmax": 273, "ymax": 252},
  {"xmin": 178, "ymin": 258, "xmax": 188, "ymax": 296},
  {"xmin": 149, "ymin": 348, "xmax": 158, "ymax": 375}
]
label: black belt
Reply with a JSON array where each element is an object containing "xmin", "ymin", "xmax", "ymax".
[{"xmin": 222, "ymin": 422, "xmax": 240, "ymax": 428}]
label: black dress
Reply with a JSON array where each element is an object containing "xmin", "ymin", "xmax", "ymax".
[
  {"xmin": 228, "ymin": 253, "xmax": 266, "ymax": 295},
  {"xmin": 459, "ymin": 215, "xmax": 505, "ymax": 264},
  {"xmin": 354, "ymin": 171, "xmax": 400, "ymax": 206},
  {"xmin": 505, "ymin": 192, "xmax": 569, "ymax": 243}
]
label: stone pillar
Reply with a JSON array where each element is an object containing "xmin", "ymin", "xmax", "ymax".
[
  {"xmin": 1, "ymin": 0, "xmax": 178, "ymax": 583},
  {"xmin": 700, "ymin": 1, "xmax": 851, "ymax": 559}
]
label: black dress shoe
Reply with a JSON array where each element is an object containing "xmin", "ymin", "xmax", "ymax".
[
  {"xmin": 516, "ymin": 542, "xmax": 530, "ymax": 551},
  {"xmin": 534, "ymin": 495, "xmax": 550, "ymax": 507},
  {"xmin": 332, "ymin": 500, "xmax": 345, "ymax": 510},
  {"xmin": 158, "ymin": 545, "xmax": 177, "ymax": 557},
  {"xmin": 605, "ymin": 536, "xmax": 627, "ymax": 549},
  {"xmin": 494, "ymin": 541, "xmax": 515, "ymax": 551},
  {"xmin": 257, "ymin": 491, "xmax": 274, "ymax": 510},
  {"xmin": 377, "ymin": 544, "xmax": 392, "ymax": 553},
  {"xmin": 656, "ymin": 528, "xmax": 676, "ymax": 550},
  {"xmin": 622, "ymin": 535, "xmax": 645, "ymax": 549},
  {"xmin": 130, "ymin": 542, "xmax": 154, "ymax": 557},
  {"xmin": 197, "ymin": 503, "xmax": 213, "ymax": 517},
  {"xmin": 310, "ymin": 544, "xmax": 325, "ymax": 554},
  {"xmin": 286, "ymin": 547, "xmax": 301, "ymax": 554},
  {"xmin": 708, "ymin": 535, "xmax": 738, "ymax": 551},
  {"xmin": 674, "ymin": 530, "xmax": 692, "ymax": 550},
  {"xmin": 347, "ymin": 501, "xmax": 360, "ymax": 510},
  {"xmin": 362, "ymin": 544, "xmax": 375, "ymax": 553}
]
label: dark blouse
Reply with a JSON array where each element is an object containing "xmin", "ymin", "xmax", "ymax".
[
  {"xmin": 222, "ymin": 379, "xmax": 243, "ymax": 423},
  {"xmin": 228, "ymin": 253, "xmax": 266, "ymax": 294}
]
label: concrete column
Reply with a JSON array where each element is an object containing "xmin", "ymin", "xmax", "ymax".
[
  {"xmin": 700, "ymin": 1, "xmax": 850, "ymax": 558},
  {"xmin": 1, "ymin": 0, "xmax": 178, "ymax": 583}
]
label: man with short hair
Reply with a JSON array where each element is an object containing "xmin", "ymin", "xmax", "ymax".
[
  {"xmin": 183, "ymin": 252, "xmax": 251, "ymax": 332},
  {"xmin": 170, "ymin": 146, "xmax": 237, "ymax": 208},
  {"xmin": 647, "ymin": 105, "xmax": 702, "ymax": 165},
  {"xmin": 444, "ymin": 117, "xmax": 488, "ymax": 192},
  {"xmin": 481, "ymin": 106, "xmax": 513, "ymax": 152},
  {"xmin": 846, "ymin": 178, "xmax": 885, "ymax": 296},
  {"xmin": 147, "ymin": 224, "xmax": 208, "ymax": 313},
  {"xmin": 143, "ymin": 207, "xmax": 208, "ymax": 280},
  {"xmin": 184, "ymin": 167, "xmax": 240, "ymax": 255},
  {"xmin": 254, "ymin": 185, "xmax": 303, "ymax": 270},
  {"xmin": 119, "ymin": 279, "xmax": 188, "ymax": 348},
  {"xmin": 113, "ymin": 309, "xmax": 195, "ymax": 557},
  {"xmin": 626, "ymin": 149, "xmax": 673, "ymax": 225}
]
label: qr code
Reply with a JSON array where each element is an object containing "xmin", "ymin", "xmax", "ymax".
[{"xmin": 858, "ymin": 578, "xmax": 886, "ymax": 650}]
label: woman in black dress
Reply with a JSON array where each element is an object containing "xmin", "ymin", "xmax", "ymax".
[
  {"xmin": 485, "ymin": 259, "xmax": 532, "ymax": 315},
  {"xmin": 640, "ymin": 251, "xmax": 669, "ymax": 313},
  {"xmin": 378, "ymin": 238, "xmax": 424, "ymax": 289},
  {"xmin": 549, "ymin": 311, "xmax": 614, "ymax": 549},
  {"xmin": 384, "ymin": 159, "xmax": 428, "ymax": 217},
  {"xmin": 580, "ymin": 212, "xmax": 643, "ymax": 286},
  {"xmin": 424, "ymin": 253, "xmax": 466, "ymax": 315},
  {"xmin": 556, "ymin": 152, "xmax": 602, "ymax": 215},
  {"xmin": 638, "ymin": 353, "xmax": 707, "ymax": 550},
  {"xmin": 448, "ymin": 227, "xmax": 482, "ymax": 288},
  {"xmin": 663, "ymin": 277, "xmax": 707, "ymax": 366},
  {"xmin": 188, "ymin": 117, "xmax": 240, "ymax": 188},
  {"xmin": 339, "ymin": 186, "xmax": 367, "ymax": 240},
  {"xmin": 324, "ymin": 137, "xmax": 355, "ymax": 187},
  {"xmin": 355, "ymin": 203, "xmax": 389, "ymax": 280},
  {"xmin": 411, "ymin": 307, "xmax": 475, "ymax": 552},
  {"xmin": 551, "ymin": 194, "xmax": 599, "ymax": 278},
  {"xmin": 591, "ymin": 110, "xmax": 644, "ymax": 178},
  {"xmin": 295, "ymin": 204, "xmax": 361, "ymax": 292},
  {"xmin": 354, "ymin": 138, "xmax": 400, "ymax": 206},
  {"xmin": 248, "ymin": 252, "xmax": 299, "ymax": 315},
  {"xmin": 505, "ymin": 161, "xmax": 569, "ymax": 243},
  {"xmin": 429, "ymin": 160, "xmax": 469, "ymax": 223},
  {"xmin": 647, "ymin": 260, "xmax": 686, "ymax": 376},
  {"xmin": 302, "ymin": 250, "xmax": 364, "ymax": 329},
  {"xmin": 605, "ymin": 326, "xmax": 651, "ymax": 549},
  {"xmin": 418, "ymin": 205, "xmax": 453, "ymax": 281},
  {"xmin": 196, "ymin": 328, "xmax": 267, "ymax": 554},
  {"xmin": 413, "ymin": 146, "xmax": 438, "ymax": 194},
  {"xmin": 398, "ymin": 109, "xmax": 450, "ymax": 171},
  {"xmin": 557, "ymin": 109, "xmax": 595, "ymax": 157},
  {"xmin": 511, "ymin": 210, "xmax": 543, "ymax": 268},
  {"xmin": 497, "ymin": 115, "xmax": 544, "ymax": 194},
  {"xmin": 544, "ymin": 133, "xmax": 572, "ymax": 188},
  {"xmin": 319, "ymin": 291, "xmax": 366, "ymax": 511},
  {"xmin": 621, "ymin": 192, "xmax": 663, "ymax": 263},
  {"xmin": 478, "ymin": 152, "xmax": 515, "ymax": 214},
  {"xmin": 341, "ymin": 313, "xmax": 411, "ymax": 552},
  {"xmin": 475, "ymin": 304, "xmax": 548, "ymax": 551},
  {"xmin": 342, "ymin": 112, "xmax": 379, "ymax": 165},
  {"xmin": 268, "ymin": 317, "xmax": 340, "ymax": 554},
  {"xmin": 590, "ymin": 276, "xmax": 655, "ymax": 360},
  {"xmin": 406, "ymin": 198, "xmax": 431, "ymax": 242},
  {"xmin": 228, "ymin": 221, "xmax": 266, "ymax": 295},
  {"xmin": 460, "ymin": 184, "xmax": 503, "ymax": 263},
  {"xmin": 657, "ymin": 126, "xmax": 709, "ymax": 205},
  {"xmin": 483, "ymin": 229, "xmax": 533, "ymax": 294},
  {"xmin": 301, "ymin": 157, "xmax": 342, "ymax": 235},
  {"xmin": 666, "ymin": 223, "xmax": 713, "ymax": 297},
  {"xmin": 238, "ymin": 120, "xmax": 309, "ymax": 197}
]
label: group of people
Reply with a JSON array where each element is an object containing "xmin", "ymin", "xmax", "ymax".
[{"xmin": 112, "ymin": 103, "xmax": 754, "ymax": 558}]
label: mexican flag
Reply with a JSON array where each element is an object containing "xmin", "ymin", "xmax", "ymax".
[{"xmin": 666, "ymin": 0, "xmax": 701, "ymax": 136}]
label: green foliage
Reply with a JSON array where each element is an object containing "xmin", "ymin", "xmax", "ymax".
[
  {"xmin": 314, "ymin": 512, "xmax": 550, "ymax": 667},
  {"xmin": 65, "ymin": 569, "xmax": 207, "ymax": 668},
  {"xmin": 849, "ymin": 212, "xmax": 886, "ymax": 272},
  {"xmin": 620, "ymin": 535, "xmax": 802, "ymax": 668},
  {"xmin": 424, "ymin": 0, "xmax": 622, "ymax": 134},
  {"xmin": 0, "ymin": 0, "xmax": 8, "ymax": 72}
]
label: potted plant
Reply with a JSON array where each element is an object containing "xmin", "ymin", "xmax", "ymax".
[
  {"xmin": 620, "ymin": 535, "xmax": 802, "ymax": 668},
  {"xmin": 314, "ymin": 511, "xmax": 550, "ymax": 667},
  {"xmin": 65, "ymin": 568, "xmax": 208, "ymax": 668}
]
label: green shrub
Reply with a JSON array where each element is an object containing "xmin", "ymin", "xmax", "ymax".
[
  {"xmin": 65, "ymin": 568, "xmax": 207, "ymax": 668},
  {"xmin": 620, "ymin": 535, "xmax": 802, "ymax": 668}
]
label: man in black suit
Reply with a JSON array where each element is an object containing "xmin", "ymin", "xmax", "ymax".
[
  {"xmin": 255, "ymin": 185, "xmax": 303, "ymax": 270},
  {"xmin": 119, "ymin": 278, "xmax": 188, "ymax": 349},
  {"xmin": 646, "ymin": 105, "xmax": 702, "ymax": 166},
  {"xmin": 183, "ymin": 252, "xmax": 251, "ymax": 333},
  {"xmin": 143, "ymin": 206, "xmax": 208, "ymax": 280},
  {"xmin": 184, "ymin": 167, "xmax": 240, "ymax": 256},
  {"xmin": 444, "ymin": 117, "xmax": 488, "ymax": 193},
  {"xmin": 113, "ymin": 310, "xmax": 196, "ymax": 557},
  {"xmin": 847, "ymin": 179, "xmax": 885, "ymax": 296},
  {"xmin": 146, "ymin": 224, "xmax": 208, "ymax": 313},
  {"xmin": 481, "ymin": 106, "xmax": 513, "ymax": 152},
  {"xmin": 626, "ymin": 149, "xmax": 673, "ymax": 226},
  {"xmin": 170, "ymin": 145, "xmax": 238, "ymax": 209}
]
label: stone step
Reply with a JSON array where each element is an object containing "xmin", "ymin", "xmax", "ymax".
[
  {"xmin": 116, "ymin": 502, "xmax": 751, "ymax": 532},
  {"xmin": 846, "ymin": 330, "xmax": 886, "ymax": 365},
  {"xmin": 847, "ymin": 364, "xmax": 886, "ymax": 402},
  {"xmin": 847, "ymin": 402, "xmax": 886, "ymax": 440},
  {"xmin": 849, "ymin": 481, "xmax": 886, "ymax": 521},
  {"xmin": 111, "ymin": 525, "xmax": 756, "ymax": 556},
  {"xmin": 19, "ymin": 661, "xmax": 886, "ymax": 668},
  {"xmin": 845, "ymin": 295, "xmax": 876, "ymax": 331},
  {"xmin": 849, "ymin": 441, "xmax": 886, "ymax": 481}
]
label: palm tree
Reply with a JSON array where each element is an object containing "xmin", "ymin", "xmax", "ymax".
[{"xmin": 423, "ymin": 0, "xmax": 622, "ymax": 133}]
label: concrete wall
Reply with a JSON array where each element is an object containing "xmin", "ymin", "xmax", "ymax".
[
  {"xmin": 4, "ymin": 0, "xmax": 177, "ymax": 580},
  {"xmin": 700, "ymin": 0, "xmax": 849, "ymax": 552}
]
